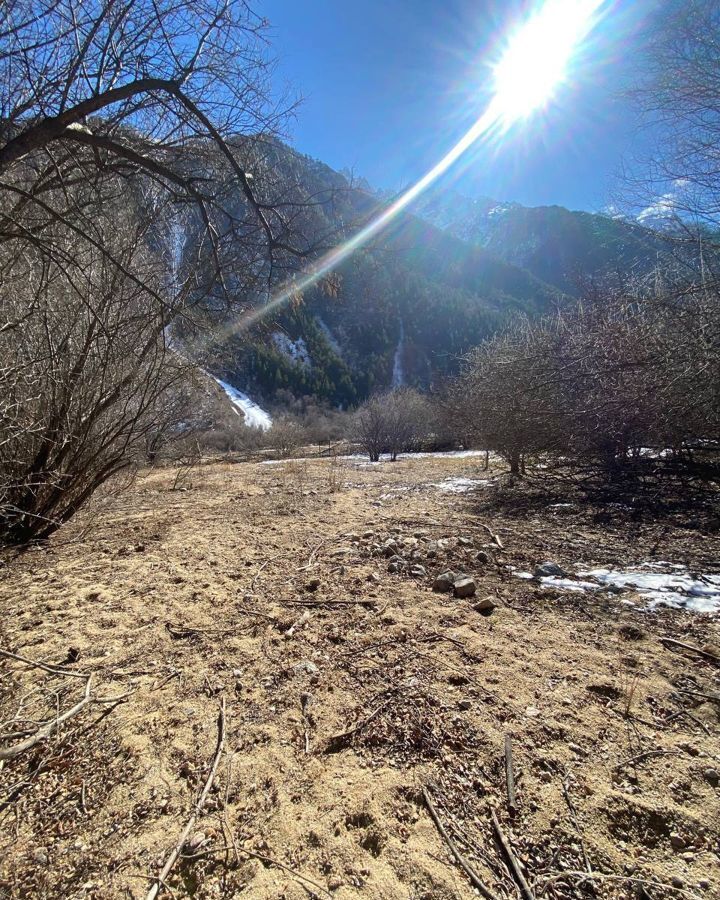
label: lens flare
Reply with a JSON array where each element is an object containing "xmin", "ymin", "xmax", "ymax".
[
  {"xmin": 491, "ymin": 0, "xmax": 605, "ymax": 122},
  {"xmin": 215, "ymin": 0, "xmax": 606, "ymax": 341}
]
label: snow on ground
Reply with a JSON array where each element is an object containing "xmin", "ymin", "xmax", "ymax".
[
  {"xmin": 210, "ymin": 376, "xmax": 272, "ymax": 430},
  {"xmin": 578, "ymin": 567, "xmax": 720, "ymax": 613},
  {"xmin": 431, "ymin": 477, "xmax": 491, "ymax": 493},
  {"xmin": 272, "ymin": 332, "xmax": 311, "ymax": 367},
  {"xmin": 512, "ymin": 564, "xmax": 720, "ymax": 613}
]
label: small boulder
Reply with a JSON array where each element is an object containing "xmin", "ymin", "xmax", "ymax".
[
  {"xmin": 473, "ymin": 596, "xmax": 496, "ymax": 613},
  {"xmin": 453, "ymin": 576, "xmax": 477, "ymax": 599},
  {"xmin": 703, "ymin": 767, "xmax": 719, "ymax": 786},
  {"xmin": 534, "ymin": 561, "xmax": 567, "ymax": 578},
  {"xmin": 432, "ymin": 571, "xmax": 456, "ymax": 593}
]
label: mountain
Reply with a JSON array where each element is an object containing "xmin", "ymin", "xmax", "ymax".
[
  {"xmin": 414, "ymin": 189, "xmax": 667, "ymax": 295},
  {"xmin": 176, "ymin": 147, "xmax": 679, "ymax": 416}
]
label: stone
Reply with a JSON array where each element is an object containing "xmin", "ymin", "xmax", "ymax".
[
  {"xmin": 366, "ymin": 572, "xmax": 381, "ymax": 583},
  {"xmin": 671, "ymin": 876, "xmax": 684, "ymax": 889},
  {"xmin": 458, "ymin": 699, "xmax": 472, "ymax": 710},
  {"xmin": 670, "ymin": 832, "xmax": 685, "ymax": 850},
  {"xmin": 473, "ymin": 596, "xmax": 496, "ymax": 612},
  {"xmin": 383, "ymin": 540, "xmax": 399, "ymax": 558},
  {"xmin": 703, "ymin": 767, "xmax": 719, "ymax": 786},
  {"xmin": 457, "ymin": 536, "xmax": 474, "ymax": 547},
  {"xmin": 305, "ymin": 577, "xmax": 321, "ymax": 592},
  {"xmin": 293, "ymin": 659, "xmax": 319, "ymax": 676},
  {"xmin": 410, "ymin": 564, "xmax": 427, "ymax": 577},
  {"xmin": 387, "ymin": 556, "xmax": 405, "ymax": 573},
  {"xmin": 534, "ymin": 562, "xmax": 567, "ymax": 578},
  {"xmin": 185, "ymin": 832, "xmax": 206, "ymax": 852},
  {"xmin": 453, "ymin": 576, "xmax": 477, "ymax": 599},
  {"xmin": 432, "ymin": 571, "xmax": 456, "ymax": 593},
  {"xmin": 475, "ymin": 550, "xmax": 494, "ymax": 565}
]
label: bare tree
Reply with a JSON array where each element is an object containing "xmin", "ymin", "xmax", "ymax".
[
  {"xmin": 0, "ymin": 1, "xmax": 331, "ymax": 543},
  {"xmin": 353, "ymin": 388, "xmax": 431, "ymax": 462}
]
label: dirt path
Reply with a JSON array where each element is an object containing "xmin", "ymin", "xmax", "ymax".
[{"xmin": 1, "ymin": 455, "xmax": 718, "ymax": 899}]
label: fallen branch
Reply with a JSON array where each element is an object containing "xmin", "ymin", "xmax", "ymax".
[
  {"xmin": 324, "ymin": 696, "xmax": 394, "ymax": 753},
  {"xmin": 285, "ymin": 597, "xmax": 377, "ymax": 608},
  {"xmin": 490, "ymin": 808, "xmax": 535, "ymax": 900},
  {"xmin": 504, "ymin": 735, "xmax": 516, "ymax": 816},
  {"xmin": 423, "ymin": 787, "xmax": 497, "ymax": 900},
  {"xmin": 615, "ymin": 749, "xmax": 680, "ymax": 772},
  {"xmin": 0, "ymin": 647, "xmax": 89, "ymax": 679},
  {"xmin": 0, "ymin": 676, "xmax": 93, "ymax": 761},
  {"xmin": 660, "ymin": 638, "xmax": 720, "ymax": 665},
  {"xmin": 678, "ymin": 688, "xmax": 720, "ymax": 704},
  {"xmin": 561, "ymin": 775, "xmax": 592, "ymax": 875},
  {"xmin": 145, "ymin": 697, "xmax": 226, "ymax": 900}
]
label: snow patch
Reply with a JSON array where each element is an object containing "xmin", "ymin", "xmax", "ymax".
[
  {"xmin": 510, "ymin": 562, "xmax": 720, "ymax": 613},
  {"xmin": 431, "ymin": 477, "xmax": 491, "ymax": 493},
  {"xmin": 210, "ymin": 376, "xmax": 272, "ymax": 430},
  {"xmin": 272, "ymin": 332, "xmax": 311, "ymax": 367}
]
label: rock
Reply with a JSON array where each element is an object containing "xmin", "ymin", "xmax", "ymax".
[
  {"xmin": 525, "ymin": 705, "xmax": 541, "ymax": 717},
  {"xmin": 457, "ymin": 536, "xmax": 474, "ymax": 547},
  {"xmin": 185, "ymin": 832, "xmax": 206, "ymax": 852},
  {"xmin": 410, "ymin": 564, "xmax": 427, "ymax": 577},
  {"xmin": 436, "ymin": 539, "xmax": 450, "ymax": 551},
  {"xmin": 534, "ymin": 562, "xmax": 567, "ymax": 578},
  {"xmin": 366, "ymin": 572, "xmax": 381, "ymax": 583},
  {"xmin": 387, "ymin": 556, "xmax": 406, "ymax": 573},
  {"xmin": 475, "ymin": 550, "xmax": 494, "ymax": 565},
  {"xmin": 458, "ymin": 699, "xmax": 472, "ymax": 711},
  {"xmin": 670, "ymin": 832, "xmax": 685, "ymax": 850},
  {"xmin": 345, "ymin": 532, "xmax": 360, "ymax": 542},
  {"xmin": 32, "ymin": 849, "xmax": 49, "ymax": 866},
  {"xmin": 432, "ymin": 571, "xmax": 456, "ymax": 593},
  {"xmin": 383, "ymin": 539, "xmax": 399, "ymax": 558},
  {"xmin": 473, "ymin": 596, "xmax": 496, "ymax": 612},
  {"xmin": 703, "ymin": 767, "xmax": 719, "ymax": 786},
  {"xmin": 293, "ymin": 659, "xmax": 319, "ymax": 676},
  {"xmin": 453, "ymin": 576, "xmax": 477, "ymax": 599},
  {"xmin": 671, "ymin": 876, "xmax": 684, "ymax": 889},
  {"xmin": 305, "ymin": 577, "xmax": 321, "ymax": 592}
]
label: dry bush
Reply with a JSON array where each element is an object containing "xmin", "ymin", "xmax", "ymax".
[
  {"xmin": 353, "ymin": 387, "xmax": 432, "ymax": 461},
  {"xmin": 449, "ymin": 280, "xmax": 720, "ymax": 482}
]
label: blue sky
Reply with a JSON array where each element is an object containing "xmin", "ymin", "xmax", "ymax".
[{"xmin": 258, "ymin": 0, "xmax": 662, "ymax": 212}]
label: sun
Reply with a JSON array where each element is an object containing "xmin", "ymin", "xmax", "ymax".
[{"xmin": 491, "ymin": 0, "xmax": 605, "ymax": 123}]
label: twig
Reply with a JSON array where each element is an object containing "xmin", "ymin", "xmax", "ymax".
[
  {"xmin": 145, "ymin": 697, "xmax": 226, "ymax": 900},
  {"xmin": 490, "ymin": 808, "xmax": 535, "ymax": 900},
  {"xmin": 541, "ymin": 869, "xmax": 702, "ymax": 900},
  {"xmin": 561, "ymin": 775, "xmax": 592, "ymax": 875},
  {"xmin": 0, "ymin": 647, "xmax": 89, "ymax": 679},
  {"xmin": 505, "ymin": 735, "xmax": 516, "ymax": 816},
  {"xmin": 284, "ymin": 597, "xmax": 377, "ymax": 608},
  {"xmin": 324, "ymin": 696, "xmax": 394, "ymax": 753},
  {"xmin": 0, "ymin": 676, "xmax": 93, "ymax": 761},
  {"xmin": 614, "ymin": 748, "xmax": 680, "ymax": 772},
  {"xmin": 677, "ymin": 688, "xmax": 720, "ymax": 704},
  {"xmin": 660, "ymin": 637, "xmax": 720, "ymax": 664},
  {"xmin": 180, "ymin": 843, "xmax": 332, "ymax": 897},
  {"xmin": 251, "ymin": 554, "xmax": 283, "ymax": 590},
  {"xmin": 422, "ymin": 786, "xmax": 497, "ymax": 900}
]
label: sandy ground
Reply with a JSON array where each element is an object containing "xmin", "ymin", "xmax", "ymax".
[{"xmin": 0, "ymin": 454, "xmax": 718, "ymax": 900}]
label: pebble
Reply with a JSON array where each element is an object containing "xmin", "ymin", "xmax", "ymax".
[
  {"xmin": 703, "ymin": 767, "xmax": 719, "ymax": 786},
  {"xmin": 670, "ymin": 832, "xmax": 685, "ymax": 850},
  {"xmin": 671, "ymin": 876, "xmax": 684, "ymax": 889},
  {"xmin": 475, "ymin": 550, "xmax": 494, "ymax": 565},
  {"xmin": 458, "ymin": 699, "xmax": 472, "ymax": 711},
  {"xmin": 410, "ymin": 564, "xmax": 427, "ymax": 577},
  {"xmin": 292, "ymin": 659, "xmax": 319, "ymax": 676}
]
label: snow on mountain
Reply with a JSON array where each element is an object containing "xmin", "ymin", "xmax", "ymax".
[
  {"xmin": 272, "ymin": 332, "xmax": 312, "ymax": 367},
  {"xmin": 209, "ymin": 375, "xmax": 272, "ymax": 430}
]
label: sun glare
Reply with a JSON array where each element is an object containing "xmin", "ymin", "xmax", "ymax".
[{"xmin": 491, "ymin": 0, "xmax": 605, "ymax": 123}]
